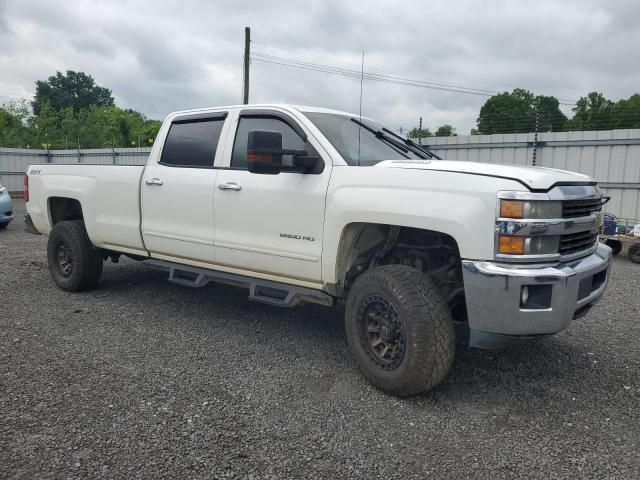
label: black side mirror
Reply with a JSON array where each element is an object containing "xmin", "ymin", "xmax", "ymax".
[
  {"xmin": 247, "ymin": 130, "xmax": 284, "ymax": 174},
  {"xmin": 247, "ymin": 129, "xmax": 322, "ymax": 174}
]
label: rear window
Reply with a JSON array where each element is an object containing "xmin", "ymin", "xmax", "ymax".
[{"xmin": 160, "ymin": 118, "xmax": 225, "ymax": 168}]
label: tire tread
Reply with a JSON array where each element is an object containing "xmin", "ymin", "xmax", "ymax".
[
  {"xmin": 47, "ymin": 220, "xmax": 103, "ymax": 291},
  {"xmin": 345, "ymin": 264, "xmax": 455, "ymax": 396}
]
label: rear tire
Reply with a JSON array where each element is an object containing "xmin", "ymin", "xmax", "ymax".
[
  {"xmin": 629, "ymin": 244, "xmax": 640, "ymax": 264},
  {"xmin": 345, "ymin": 265, "xmax": 455, "ymax": 396},
  {"xmin": 0, "ymin": 222, "xmax": 8, "ymax": 230},
  {"xmin": 47, "ymin": 220, "xmax": 103, "ymax": 291}
]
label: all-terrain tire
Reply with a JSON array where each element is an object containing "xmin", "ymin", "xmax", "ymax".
[
  {"xmin": 345, "ymin": 265, "xmax": 455, "ymax": 396},
  {"xmin": 47, "ymin": 220, "xmax": 103, "ymax": 291}
]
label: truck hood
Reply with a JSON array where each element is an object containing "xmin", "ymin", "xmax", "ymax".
[{"xmin": 375, "ymin": 160, "xmax": 593, "ymax": 191}]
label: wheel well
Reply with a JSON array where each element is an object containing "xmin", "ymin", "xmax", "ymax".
[
  {"xmin": 335, "ymin": 223, "xmax": 466, "ymax": 322},
  {"xmin": 49, "ymin": 197, "xmax": 84, "ymax": 225}
]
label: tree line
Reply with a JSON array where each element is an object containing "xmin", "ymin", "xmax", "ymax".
[
  {"xmin": 411, "ymin": 88, "xmax": 640, "ymax": 137},
  {"xmin": 0, "ymin": 71, "xmax": 161, "ymax": 149},
  {"xmin": 2, "ymin": 71, "xmax": 639, "ymax": 146}
]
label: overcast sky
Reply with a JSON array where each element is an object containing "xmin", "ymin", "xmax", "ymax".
[{"xmin": 1, "ymin": 0, "xmax": 639, "ymax": 134}]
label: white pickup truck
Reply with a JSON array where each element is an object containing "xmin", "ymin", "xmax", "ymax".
[{"xmin": 24, "ymin": 104, "xmax": 612, "ymax": 396}]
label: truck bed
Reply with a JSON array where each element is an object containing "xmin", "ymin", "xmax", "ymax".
[{"xmin": 27, "ymin": 164, "xmax": 147, "ymax": 255}]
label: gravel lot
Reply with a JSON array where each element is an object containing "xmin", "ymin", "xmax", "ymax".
[{"xmin": 1, "ymin": 198, "xmax": 639, "ymax": 479}]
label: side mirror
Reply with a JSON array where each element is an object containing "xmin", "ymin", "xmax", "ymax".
[
  {"xmin": 247, "ymin": 129, "xmax": 322, "ymax": 174},
  {"xmin": 247, "ymin": 130, "xmax": 284, "ymax": 174}
]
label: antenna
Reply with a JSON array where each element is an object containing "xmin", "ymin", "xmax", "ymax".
[{"xmin": 358, "ymin": 51, "xmax": 364, "ymax": 165}]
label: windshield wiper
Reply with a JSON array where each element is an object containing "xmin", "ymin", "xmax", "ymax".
[
  {"xmin": 351, "ymin": 118, "xmax": 412, "ymax": 160},
  {"xmin": 381, "ymin": 128, "xmax": 441, "ymax": 160}
]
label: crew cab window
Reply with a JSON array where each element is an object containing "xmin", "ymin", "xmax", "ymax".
[
  {"xmin": 231, "ymin": 116, "xmax": 317, "ymax": 169},
  {"xmin": 160, "ymin": 118, "xmax": 225, "ymax": 168}
]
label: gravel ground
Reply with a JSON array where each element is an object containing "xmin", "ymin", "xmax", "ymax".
[{"xmin": 1, "ymin": 199, "xmax": 639, "ymax": 479}]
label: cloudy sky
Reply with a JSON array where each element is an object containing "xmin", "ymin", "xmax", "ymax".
[{"xmin": 1, "ymin": 0, "xmax": 639, "ymax": 134}]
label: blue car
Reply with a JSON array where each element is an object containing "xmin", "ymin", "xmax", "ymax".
[{"xmin": 0, "ymin": 183, "xmax": 13, "ymax": 229}]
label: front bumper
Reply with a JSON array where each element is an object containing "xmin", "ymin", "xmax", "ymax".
[{"xmin": 462, "ymin": 243, "xmax": 612, "ymax": 348}]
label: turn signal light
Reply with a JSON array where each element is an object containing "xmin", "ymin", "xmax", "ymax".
[
  {"xmin": 500, "ymin": 200, "xmax": 524, "ymax": 218},
  {"xmin": 498, "ymin": 235, "xmax": 525, "ymax": 254},
  {"xmin": 247, "ymin": 153, "xmax": 274, "ymax": 164}
]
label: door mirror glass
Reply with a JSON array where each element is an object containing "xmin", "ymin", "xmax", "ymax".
[
  {"xmin": 247, "ymin": 129, "xmax": 320, "ymax": 174},
  {"xmin": 247, "ymin": 130, "xmax": 283, "ymax": 174}
]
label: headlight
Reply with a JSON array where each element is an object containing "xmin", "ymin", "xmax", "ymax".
[
  {"xmin": 499, "ymin": 200, "xmax": 562, "ymax": 219},
  {"xmin": 0, "ymin": 186, "xmax": 7, "ymax": 195},
  {"xmin": 498, "ymin": 235, "xmax": 560, "ymax": 255}
]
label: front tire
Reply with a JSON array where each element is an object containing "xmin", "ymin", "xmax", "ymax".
[
  {"xmin": 47, "ymin": 220, "xmax": 103, "ymax": 291},
  {"xmin": 345, "ymin": 265, "xmax": 455, "ymax": 396}
]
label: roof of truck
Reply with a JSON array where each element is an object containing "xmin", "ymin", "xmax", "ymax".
[{"xmin": 167, "ymin": 103, "xmax": 358, "ymax": 118}]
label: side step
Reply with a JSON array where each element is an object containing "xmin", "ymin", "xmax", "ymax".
[{"xmin": 143, "ymin": 259, "xmax": 335, "ymax": 308}]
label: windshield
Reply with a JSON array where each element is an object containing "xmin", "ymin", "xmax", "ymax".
[{"xmin": 304, "ymin": 112, "xmax": 425, "ymax": 166}]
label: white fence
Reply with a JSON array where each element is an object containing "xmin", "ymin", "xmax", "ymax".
[
  {"xmin": 421, "ymin": 129, "xmax": 640, "ymax": 220},
  {"xmin": 1, "ymin": 128, "xmax": 639, "ymax": 219}
]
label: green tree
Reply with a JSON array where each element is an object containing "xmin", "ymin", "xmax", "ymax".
[
  {"xmin": 32, "ymin": 70, "xmax": 114, "ymax": 115},
  {"xmin": 59, "ymin": 107, "xmax": 78, "ymax": 149},
  {"xmin": 409, "ymin": 127, "xmax": 432, "ymax": 139},
  {"xmin": 434, "ymin": 124, "xmax": 456, "ymax": 136},
  {"xmin": 566, "ymin": 92, "xmax": 614, "ymax": 131},
  {"xmin": 136, "ymin": 118, "xmax": 162, "ymax": 146},
  {"xmin": 477, "ymin": 89, "xmax": 534, "ymax": 134},
  {"xmin": 30, "ymin": 101, "xmax": 60, "ymax": 148},
  {"xmin": 0, "ymin": 99, "xmax": 31, "ymax": 147},
  {"xmin": 533, "ymin": 95, "xmax": 567, "ymax": 132},
  {"xmin": 477, "ymin": 89, "xmax": 566, "ymax": 134},
  {"xmin": 611, "ymin": 93, "xmax": 640, "ymax": 129}
]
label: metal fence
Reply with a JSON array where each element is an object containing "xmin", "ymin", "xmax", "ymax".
[
  {"xmin": 1, "ymin": 128, "xmax": 639, "ymax": 219},
  {"xmin": 0, "ymin": 147, "xmax": 151, "ymax": 192},
  {"xmin": 421, "ymin": 129, "xmax": 640, "ymax": 220}
]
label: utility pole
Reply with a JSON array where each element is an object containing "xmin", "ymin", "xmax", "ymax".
[
  {"xmin": 532, "ymin": 110, "xmax": 539, "ymax": 166},
  {"xmin": 243, "ymin": 27, "xmax": 251, "ymax": 104}
]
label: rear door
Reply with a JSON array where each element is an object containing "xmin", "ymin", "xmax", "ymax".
[
  {"xmin": 141, "ymin": 112, "xmax": 228, "ymax": 264},
  {"xmin": 213, "ymin": 109, "xmax": 332, "ymax": 283}
]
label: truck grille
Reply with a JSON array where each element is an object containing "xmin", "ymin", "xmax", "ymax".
[
  {"xmin": 562, "ymin": 199, "xmax": 602, "ymax": 218},
  {"xmin": 559, "ymin": 231, "xmax": 598, "ymax": 255}
]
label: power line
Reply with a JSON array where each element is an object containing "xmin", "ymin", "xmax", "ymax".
[
  {"xmin": 251, "ymin": 53, "xmax": 507, "ymax": 98},
  {"xmin": 250, "ymin": 49, "xmax": 579, "ymax": 105},
  {"xmin": 251, "ymin": 41, "xmax": 535, "ymax": 98}
]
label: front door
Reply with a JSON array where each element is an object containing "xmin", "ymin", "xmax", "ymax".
[
  {"xmin": 141, "ymin": 113, "xmax": 227, "ymax": 264},
  {"xmin": 213, "ymin": 111, "xmax": 331, "ymax": 283}
]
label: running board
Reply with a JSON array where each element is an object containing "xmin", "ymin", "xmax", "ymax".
[{"xmin": 143, "ymin": 259, "xmax": 334, "ymax": 308}]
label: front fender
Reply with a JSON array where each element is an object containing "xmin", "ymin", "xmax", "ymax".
[{"xmin": 321, "ymin": 166, "xmax": 524, "ymax": 285}]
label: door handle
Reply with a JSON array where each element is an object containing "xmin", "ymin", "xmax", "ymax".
[
  {"xmin": 218, "ymin": 182, "xmax": 242, "ymax": 191},
  {"xmin": 145, "ymin": 178, "xmax": 163, "ymax": 186}
]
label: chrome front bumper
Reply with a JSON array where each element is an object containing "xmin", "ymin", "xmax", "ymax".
[{"xmin": 462, "ymin": 243, "xmax": 612, "ymax": 348}]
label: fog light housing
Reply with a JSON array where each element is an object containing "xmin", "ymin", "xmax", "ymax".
[
  {"xmin": 519, "ymin": 284, "xmax": 553, "ymax": 309},
  {"xmin": 521, "ymin": 286, "xmax": 529, "ymax": 306}
]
